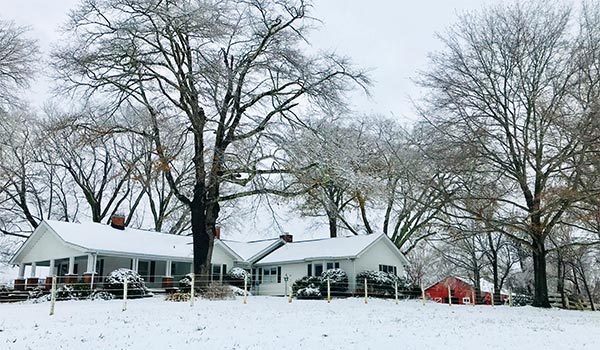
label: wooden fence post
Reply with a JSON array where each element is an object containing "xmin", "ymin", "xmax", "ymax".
[
  {"xmin": 491, "ymin": 292, "xmax": 495, "ymax": 307},
  {"xmin": 395, "ymin": 280, "xmax": 398, "ymax": 305},
  {"xmin": 364, "ymin": 278, "xmax": 368, "ymax": 304},
  {"xmin": 49, "ymin": 276, "xmax": 57, "ymax": 316},
  {"xmin": 122, "ymin": 276, "xmax": 128, "ymax": 312},
  {"xmin": 243, "ymin": 275, "xmax": 248, "ymax": 305},
  {"xmin": 190, "ymin": 273, "xmax": 195, "ymax": 307},
  {"xmin": 472, "ymin": 288, "xmax": 476, "ymax": 306},
  {"xmin": 327, "ymin": 277, "xmax": 331, "ymax": 304},
  {"xmin": 448, "ymin": 285, "xmax": 452, "ymax": 306},
  {"xmin": 509, "ymin": 289, "xmax": 513, "ymax": 307},
  {"xmin": 421, "ymin": 285, "xmax": 426, "ymax": 306}
]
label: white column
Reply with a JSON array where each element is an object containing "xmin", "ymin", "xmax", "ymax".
[
  {"xmin": 165, "ymin": 260, "xmax": 172, "ymax": 277},
  {"xmin": 30, "ymin": 262, "xmax": 37, "ymax": 277},
  {"xmin": 18, "ymin": 263, "xmax": 25, "ymax": 279},
  {"xmin": 49, "ymin": 259, "xmax": 55, "ymax": 276},
  {"xmin": 132, "ymin": 258, "xmax": 139, "ymax": 273},
  {"xmin": 86, "ymin": 254, "xmax": 95, "ymax": 273},
  {"xmin": 68, "ymin": 256, "xmax": 75, "ymax": 275}
]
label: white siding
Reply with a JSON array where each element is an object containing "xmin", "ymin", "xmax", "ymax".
[
  {"xmin": 353, "ymin": 239, "xmax": 406, "ymax": 281},
  {"xmin": 18, "ymin": 227, "xmax": 83, "ymax": 264},
  {"xmin": 255, "ymin": 239, "xmax": 406, "ymax": 296}
]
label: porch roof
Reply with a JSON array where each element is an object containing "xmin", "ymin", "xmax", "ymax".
[{"xmin": 45, "ymin": 220, "xmax": 194, "ymax": 260}]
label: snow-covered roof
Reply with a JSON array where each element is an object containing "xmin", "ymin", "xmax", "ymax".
[
  {"xmin": 220, "ymin": 239, "xmax": 283, "ymax": 262},
  {"xmin": 255, "ymin": 233, "xmax": 389, "ymax": 265},
  {"xmin": 44, "ymin": 220, "xmax": 194, "ymax": 260}
]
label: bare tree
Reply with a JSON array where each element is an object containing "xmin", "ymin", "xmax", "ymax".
[
  {"xmin": 0, "ymin": 18, "xmax": 38, "ymax": 108},
  {"xmin": 53, "ymin": 0, "xmax": 368, "ymax": 282},
  {"xmin": 417, "ymin": 1, "xmax": 600, "ymax": 307},
  {"xmin": 284, "ymin": 119, "xmax": 377, "ymax": 237}
]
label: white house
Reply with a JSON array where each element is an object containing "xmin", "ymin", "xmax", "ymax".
[
  {"xmin": 9, "ymin": 217, "xmax": 408, "ymax": 296},
  {"xmin": 253, "ymin": 233, "xmax": 409, "ymax": 295}
]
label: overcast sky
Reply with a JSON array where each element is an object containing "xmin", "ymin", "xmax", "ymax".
[{"xmin": 3, "ymin": 0, "xmax": 497, "ymax": 124}]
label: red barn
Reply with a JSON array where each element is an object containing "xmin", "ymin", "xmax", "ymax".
[{"xmin": 424, "ymin": 276, "xmax": 508, "ymax": 305}]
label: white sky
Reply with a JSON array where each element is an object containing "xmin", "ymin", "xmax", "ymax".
[
  {"xmin": 1, "ymin": 0, "xmax": 498, "ymax": 239},
  {"xmin": 2, "ymin": 0, "xmax": 497, "ymax": 123}
]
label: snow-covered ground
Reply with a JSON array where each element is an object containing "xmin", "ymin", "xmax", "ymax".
[{"xmin": 1, "ymin": 296, "xmax": 599, "ymax": 350}]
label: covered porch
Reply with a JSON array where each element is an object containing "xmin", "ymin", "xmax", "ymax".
[{"xmin": 13, "ymin": 254, "xmax": 194, "ymax": 291}]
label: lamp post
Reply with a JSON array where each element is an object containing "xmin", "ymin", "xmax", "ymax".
[{"xmin": 284, "ymin": 274, "xmax": 290, "ymax": 302}]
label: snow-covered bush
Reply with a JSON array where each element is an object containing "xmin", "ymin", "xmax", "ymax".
[
  {"xmin": 229, "ymin": 285, "xmax": 251, "ymax": 297},
  {"xmin": 292, "ymin": 276, "xmax": 323, "ymax": 299},
  {"xmin": 296, "ymin": 286, "xmax": 322, "ymax": 299},
  {"xmin": 179, "ymin": 273, "xmax": 193, "ymax": 292},
  {"xmin": 89, "ymin": 290, "xmax": 114, "ymax": 301},
  {"xmin": 225, "ymin": 267, "xmax": 250, "ymax": 288},
  {"xmin": 320, "ymin": 269, "xmax": 349, "ymax": 296},
  {"xmin": 356, "ymin": 270, "xmax": 415, "ymax": 298},
  {"xmin": 165, "ymin": 292, "xmax": 191, "ymax": 302},
  {"xmin": 105, "ymin": 268, "xmax": 148, "ymax": 297}
]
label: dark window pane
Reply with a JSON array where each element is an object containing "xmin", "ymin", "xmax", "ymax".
[
  {"xmin": 326, "ymin": 263, "xmax": 333, "ymax": 270},
  {"xmin": 307, "ymin": 264, "xmax": 312, "ymax": 277},
  {"xmin": 277, "ymin": 267, "xmax": 281, "ymax": 283},
  {"xmin": 334, "ymin": 262, "xmax": 340, "ymax": 269},
  {"xmin": 315, "ymin": 264, "xmax": 323, "ymax": 276}
]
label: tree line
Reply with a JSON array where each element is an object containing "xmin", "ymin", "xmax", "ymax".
[{"xmin": 1, "ymin": 0, "xmax": 600, "ymax": 308}]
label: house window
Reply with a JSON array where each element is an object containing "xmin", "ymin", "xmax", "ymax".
[
  {"xmin": 326, "ymin": 262, "xmax": 340, "ymax": 270},
  {"xmin": 95, "ymin": 259, "xmax": 104, "ymax": 276},
  {"xmin": 171, "ymin": 262, "xmax": 177, "ymax": 277},
  {"xmin": 211, "ymin": 264, "xmax": 222, "ymax": 281},
  {"xmin": 314, "ymin": 264, "xmax": 323, "ymax": 276},
  {"xmin": 463, "ymin": 297, "xmax": 471, "ymax": 305},
  {"xmin": 263, "ymin": 267, "xmax": 278, "ymax": 283},
  {"xmin": 150, "ymin": 261, "xmax": 156, "ymax": 282},
  {"xmin": 379, "ymin": 264, "xmax": 397, "ymax": 275},
  {"xmin": 307, "ymin": 264, "xmax": 312, "ymax": 277}
]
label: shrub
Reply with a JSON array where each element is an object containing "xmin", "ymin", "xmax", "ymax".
[
  {"xmin": 355, "ymin": 270, "xmax": 416, "ymax": 298},
  {"xmin": 296, "ymin": 286, "xmax": 322, "ymax": 299},
  {"xmin": 89, "ymin": 290, "xmax": 114, "ymax": 301},
  {"xmin": 199, "ymin": 282, "xmax": 234, "ymax": 300},
  {"xmin": 179, "ymin": 273, "xmax": 193, "ymax": 292},
  {"xmin": 225, "ymin": 267, "xmax": 250, "ymax": 288},
  {"xmin": 320, "ymin": 269, "xmax": 349, "ymax": 296},
  {"xmin": 105, "ymin": 268, "xmax": 148, "ymax": 297},
  {"xmin": 229, "ymin": 285, "xmax": 251, "ymax": 297},
  {"xmin": 511, "ymin": 294, "xmax": 533, "ymax": 307},
  {"xmin": 292, "ymin": 276, "xmax": 322, "ymax": 297},
  {"xmin": 166, "ymin": 292, "xmax": 191, "ymax": 302}
]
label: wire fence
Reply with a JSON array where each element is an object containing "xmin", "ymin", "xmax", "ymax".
[{"xmin": 0, "ymin": 273, "xmax": 515, "ymax": 309}]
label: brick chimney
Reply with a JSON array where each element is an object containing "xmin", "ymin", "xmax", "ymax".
[
  {"xmin": 215, "ymin": 226, "xmax": 221, "ymax": 240},
  {"xmin": 110, "ymin": 214, "xmax": 126, "ymax": 230},
  {"xmin": 279, "ymin": 233, "xmax": 293, "ymax": 243}
]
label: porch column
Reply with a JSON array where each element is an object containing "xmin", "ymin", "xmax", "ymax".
[
  {"xmin": 132, "ymin": 258, "xmax": 139, "ymax": 272},
  {"xmin": 18, "ymin": 263, "xmax": 25, "ymax": 279},
  {"xmin": 48, "ymin": 259, "xmax": 55, "ymax": 276},
  {"xmin": 64, "ymin": 256, "xmax": 77, "ymax": 284},
  {"xmin": 68, "ymin": 257, "xmax": 75, "ymax": 275},
  {"xmin": 45, "ymin": 260, "xmax": 56, "ymax": 289},
  {"xmin": 165, "ymin": 260, "xmax": 172, "ymax": 277},
  {"xmin": 84, "ymin": 254, "xmax": 97, "ymax": 287},
  {"xmin": 162, "ymin": 260, "xmax": 174, "ymax": 290},
  {"xmin": 26, "ymin": 262, "xmax": 39, "ymax": 289},
  {"xmin": 14, "ymin": 264, "xmax": 26, "ymax": 291}
]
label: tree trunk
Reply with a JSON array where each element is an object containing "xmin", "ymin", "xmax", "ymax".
[
  {"xmin": 328, "ymin": 215, "xmax": 337, "ymax": 238},
  {"xmin": 531, "ymin": 238, "xmax": 551, "ymax": 308}
]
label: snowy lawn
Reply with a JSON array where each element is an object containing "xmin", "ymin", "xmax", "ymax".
[{"xmin": 1, "ymin": 296, "xmax": 600, "ymax": 350}]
